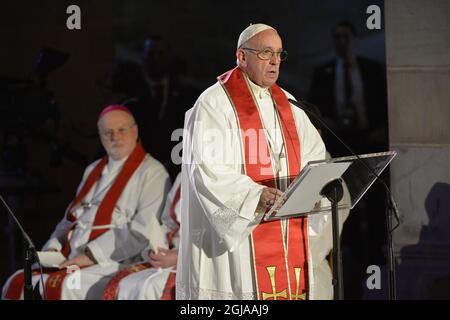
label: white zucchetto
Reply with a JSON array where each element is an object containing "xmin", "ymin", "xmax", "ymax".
[{"xmin": 237, "ymin": 23, "xmax": 275, "ymax": 49}]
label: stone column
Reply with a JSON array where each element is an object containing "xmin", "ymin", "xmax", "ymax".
[{"xmin": 385, "ymin": 0, "xmax": 450, "ymax": 299}]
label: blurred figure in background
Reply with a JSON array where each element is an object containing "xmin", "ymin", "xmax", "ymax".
[
  {"xmin": 308, "ymin": 21, "xmax": 388, "ymax": 157},
  {"xmin": 308, "ymin": 21, "xmax": 389, "ymax": 299},
  {"xmin": 141, "ymin": 36, "xmax": 199, "ymax": 181}
]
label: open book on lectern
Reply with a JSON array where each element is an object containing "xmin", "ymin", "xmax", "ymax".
[{"xmin": 263, "ymin": 151, "xmax": 397, "ymax": 221}]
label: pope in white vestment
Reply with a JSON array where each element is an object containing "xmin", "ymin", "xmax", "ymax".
[
  {"xmin": 176, "ymin": 24, "xmax": 349, "ymax": 300},
  {"xmin": 2, "ymin": 105, "xmax": 170, "ymax": 300}
]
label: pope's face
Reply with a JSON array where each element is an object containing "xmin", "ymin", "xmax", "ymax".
[
  {"xmin": 238, "ymin": 29, "xmax": 283, "ymax": 88},
  {"xmin": 98, "ymin": 110, "xmax": 138, "ymax": 160}
]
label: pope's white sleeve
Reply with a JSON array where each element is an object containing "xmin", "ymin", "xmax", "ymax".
[{"xmin": 187, "ymin": 98, "xmax": 266, "ymax": 251}]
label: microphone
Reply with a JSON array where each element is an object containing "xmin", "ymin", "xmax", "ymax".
[
  {"xmin": 288, "ymin": 97, "xmax": 399, "ymax": 299},
  {"xmin": 288, "ymin": 98, "xmax": 399, "ymax": 221},
  {"xmin": 0, "ymin": 194, "xmax": 45, "ymax": 299}
]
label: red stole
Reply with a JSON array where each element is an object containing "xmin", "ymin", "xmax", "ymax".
[
  {"xmin": 101, "ymin": 262, "xmax": 152, "ymax": 300},
  {"xmin": 4, "ymin": 142, "xmax": 147, "ymax": 300},
  {"xmin": 60, "ymin": 141, "xmax": 146, "ymax": 258},
  {"xmin": 4, "ymin": 270, "xmax": 42, "ymax": 300},
  {"xmin": 218, "ymin": 67, "xmax": 309, "ymax": 300},
  {"xmin": 100, "ymin": 262, "xmax": 176, "ymax": 300}
]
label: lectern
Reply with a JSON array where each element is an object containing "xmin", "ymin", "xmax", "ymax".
[{"xmin": 264, "ymin": 151, "xmax": 397, "ymax": 300}]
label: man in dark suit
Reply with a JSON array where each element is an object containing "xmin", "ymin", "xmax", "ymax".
[
  {"xmin": 110, "ymin": 37, "xmax": 199, "ymax": 182},
  {"xmin": 308, "ymin": 21, "xmax": 388, "ymax": 156},
  {"xmin": 139, "ymin": 36, "xmax": 199, "ymax": 181}
]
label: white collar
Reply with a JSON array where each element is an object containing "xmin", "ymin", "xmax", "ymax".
[
  {"xmin": 106, "ymin": 155, "xmax": 128, "ymax": 174},
  {"xmin": 245, "ymin": 74, "xmax": 271, "ymax": 99}
]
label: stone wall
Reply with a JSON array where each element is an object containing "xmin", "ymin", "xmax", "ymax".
[{"xmin": 385, "ymin": 0, "xmax": 450, "ymax": 299}]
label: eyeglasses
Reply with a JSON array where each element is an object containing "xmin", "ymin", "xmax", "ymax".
[
  {"xmin": 241, "ymin": 47, "xmax": 288, "ymax": 61},
  {"xmin": 100, "ymin": 124, "xmax": 135, "ymax": 139}
]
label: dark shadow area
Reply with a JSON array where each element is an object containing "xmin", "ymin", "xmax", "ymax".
[
  {"xmin": 397, "ymin": 182, "xmax": 450, "ymax": 299},
  {"xmin": 305, "ymin": 19, "xmax": 389, "ymax": 299}
]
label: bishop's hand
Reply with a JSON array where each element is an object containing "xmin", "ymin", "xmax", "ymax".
[
  {"xmin": 149, "ymin": 248, "xmax": 178, "ymax": 269},
  {"xmin": 59, "ymin": 253, "xmax": 96, "ymax": 269}
]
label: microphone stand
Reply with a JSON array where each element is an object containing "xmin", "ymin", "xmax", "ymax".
[
  {"xmin": 0, "ymin": 194, "xmax": 41, "ymax": 300},
  {"xmin": 288, "ymin": 98, "xmax": 399, "ymax": 300},
  {"xmin": 320, "ymin": 178, "xmax": 345, "ymax": 300}
]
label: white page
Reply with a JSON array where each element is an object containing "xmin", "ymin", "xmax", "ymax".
[
  {"xmin": 37, "ymin": 251, "xmax": 66, "ymax": 268},
  {"xmin": 265, "ymin": 161, "xmax": 351, "ymax": 220}
]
